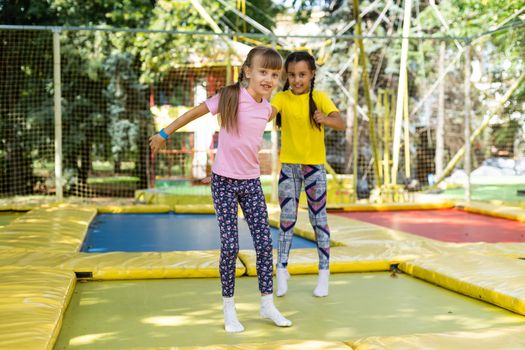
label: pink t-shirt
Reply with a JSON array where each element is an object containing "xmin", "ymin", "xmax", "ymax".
[{"xmin": 205, "ymin": 87, "xmax": 272, "ymax": 180}]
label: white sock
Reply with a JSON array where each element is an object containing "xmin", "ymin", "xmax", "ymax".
[
  {"xmin": 276, "ymin": 267, "xmax": 290, "ymax": 297},
  {"xmin": 313, "ymin": 269, "xmax": 329, "ymax": 297},
  {"xmin": 260, "ymin": 294, "xmax": 292, "ymax": 327},
  {"xmin": 223, "ymin": 297, "xmax": 244, "ymax": 333}
]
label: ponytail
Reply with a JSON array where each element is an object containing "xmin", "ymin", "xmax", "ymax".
[
  {"xmin": 217, "ymin": 68, "xmax": 244, "ymax": 134},
  {"xmin": 309, "ymin": 75, "xmax": 321, "ymax": 130}
]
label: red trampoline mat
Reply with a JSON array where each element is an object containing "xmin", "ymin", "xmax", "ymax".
[{"xmin": 334, "ymin": 209, "xmax": 525, "ymax": 243}]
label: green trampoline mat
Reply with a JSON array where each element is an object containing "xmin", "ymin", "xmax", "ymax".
[
  {"xmin": 0, "ymin": 211, "xmax": 25, "ymax": 227},
  {"xmin": 54, "ymin": 273, "xmax": 525, "ymax": 349}
]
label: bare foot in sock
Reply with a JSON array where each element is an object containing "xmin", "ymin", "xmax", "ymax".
[
  {"xmin": 276, "ymin": 268, "xmax": 290, "ymax": 297},
  {"xmin": 260, "ymin": 294, "xmax": 292, "ymax": 327},
  {"xmin": 223, "ymin": 297, "xmax": 245, "ymax": 333},
  {"xmin": 313, "ymin": 269, "xmax": 329, "ymax": 297}
]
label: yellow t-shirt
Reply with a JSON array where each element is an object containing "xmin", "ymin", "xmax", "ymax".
[{"xmin": 271, "ymin": 90, "xmax": 339, "ymax": 164}]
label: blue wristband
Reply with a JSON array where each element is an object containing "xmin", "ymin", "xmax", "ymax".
[{"xmin": 159, "ymin": 129, "xmax": 169, "ymax": 140}]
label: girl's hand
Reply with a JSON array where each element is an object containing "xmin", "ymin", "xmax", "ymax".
[
  {"xmin": 200, "ymin": 176, "xmax": 212, "ymax": 184},
  {"xmin": 314, "ymin": 110, "xmax": 346, "ymax": 130},
  {"xmin": 149, "ymin": 134, "xmax": 167, "ymax": 153},
  {"xmin": 313, "ymin": 110, "xmax": 328, "ymax": 125}
]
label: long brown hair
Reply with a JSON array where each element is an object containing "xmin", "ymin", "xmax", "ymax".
[
  {"xmin": 276, "ymin": 51, "xmax": 320, "ymax": 130},
  {"xmin": 218, "ymin": 46, "xmax": 282, "ymax": 134}
]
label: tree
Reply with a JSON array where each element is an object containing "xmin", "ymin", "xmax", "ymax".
[
  {"xmin": 0, "ymin": 1, "xmax": 58, "ymax": 195},
  {"xmin": 221, "ymin": 0, "xmax": 284, "ymax": 33},
  {"xmin": 0, "ymin": 0, "xmax": 155, "ymax": 196}
]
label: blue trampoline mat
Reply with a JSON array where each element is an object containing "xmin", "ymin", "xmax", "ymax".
[{"xmin": 82, "ymin": 213, "xmax": 316, "ymax": 252}]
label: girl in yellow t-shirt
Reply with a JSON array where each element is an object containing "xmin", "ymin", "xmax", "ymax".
[{"xmin": 270, "ymin": 51, "xmax": 346, "ymax": 298}]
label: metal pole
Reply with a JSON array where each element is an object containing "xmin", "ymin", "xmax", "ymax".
[
  {"xmin": 352, "ymin": 0, "xmax": 382, "ymax": 187},
  {"xmin": 352, "ymin": 43, "xmax": 360, "ymax": 201},
  {"xmin": 270, "ymin": 37, "xmax": 279, "ymax": 204},
  {"xmin": 435, "ymin": 41, "xmax": 446, "ymax": 179},
  {"xmin": 464, "ymin": 44, "xmax": 472, "ymax": 202},
  {"xmin": 53, "ymin": 28, "xmax": 63, "ymax": 201},
  {"xmin": 383, "ymin": 90, "xmax": 391, "ymax": 186},
  {"xmin": 403, "ymin": 71, "xmax": 410, "ymax": 180},
  {"xmin": 377, "ymin": 90, "xmax": 384, "ymax": 182},
  {"xmin": 391, "ymin": 0, "xmax": 412, "ymax": 185}
]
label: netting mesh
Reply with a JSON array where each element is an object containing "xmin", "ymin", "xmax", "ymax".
[
  {"xmin": 0, "ymin": 25, "xmax": 523, "ymax": 205},
  {"xmin": 0, "ymin": 30, "xmax": 54, "ymax": 197}
]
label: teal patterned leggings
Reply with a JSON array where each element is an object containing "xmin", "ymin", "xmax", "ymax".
[{"xmin": 277, "ymin": 164, "xmax": 330, "ymax": 270}]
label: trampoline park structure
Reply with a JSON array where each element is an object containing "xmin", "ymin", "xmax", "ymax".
[
  {"xmin": 1, "ymin": 200, "xmax": 525, "ymax": 350},
  {"xmin": 1, "ymin": 1, "xmax": 525, "ymax": 350}
]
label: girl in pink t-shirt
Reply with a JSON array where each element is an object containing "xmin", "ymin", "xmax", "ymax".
[{"xmin": 150, "ymin": 46, "xmax": 291, "ymax": 333}]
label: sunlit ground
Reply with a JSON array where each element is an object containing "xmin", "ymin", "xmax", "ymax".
[
  {"xmin": 0, "ymin": 211, "xmax": 26, "ymax": 228},
  {"xmin": 54, "ymin": 273, "xmax": 525, "ymax": 349}
]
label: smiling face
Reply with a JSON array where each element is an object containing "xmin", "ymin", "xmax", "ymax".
[
  {"xmin": 245, "ymin": 56, "xmax": 281, "ymax": 101},
  {"xmin": 286, "ymin": 60, "xmax": 315, "ymax": 95}
]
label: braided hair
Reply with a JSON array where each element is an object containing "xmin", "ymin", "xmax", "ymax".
[
  {"xmin": 218, "ymin": 46, "xmax": 282, "ymax": 134},
  {"xmin": 276, "ymin": 51, "xmax": 320, "ymax": 130}
]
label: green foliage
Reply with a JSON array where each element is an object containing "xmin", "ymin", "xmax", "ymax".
[
  {"xmin": 49, "ymin": 0, "xmax": 154, "ymax": 27},
  {"xmin": 418, "ymin": 0, "xmax": 525, "ymax": 38},
  {"xmin": 136, "ymin": 0, "xmax": 227, "ymax": 83},
  {"xmin": 103, "ymin": 52, "xmax": 147, "ymax": 164},
  {"xmin": 492, "ymin": 119, "xmax": 520, "ymax": 150},
  {"xmin": 0, "ymin": 0, "xmax": 58, "ymax": 24},
  {"xmin": 0, "ymin": 24, "xmax": 55, "ymax": 194},
  {"xmin": 222, "ymin": 0, "xmax": 283, "ymax": 33}
]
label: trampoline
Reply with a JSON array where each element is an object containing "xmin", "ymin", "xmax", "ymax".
[
  {"xmin": 334, "ymin": 208, "xmax": 525, "ymax": 243},
  {"xmin": 2, "ymin": 203, "xmax": 525, "ymax": 350},
  {"xmin": 54, "ymin": 272, "xmax": 525, "ymax": 349},
  {"xmin": 81, "ymin": 213, "xmax": 316, "ymax": 252},
  {"xmin": 0, "ymin": 210, "xmax": 25, "ymax": 227}
]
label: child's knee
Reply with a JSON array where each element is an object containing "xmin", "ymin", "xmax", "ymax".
[
  {"xmin": 221, "ymin": 245, "xmax": 239, "ymax": 257},
  {"xmin": 258, "ymin": 239, "xmax": 273, "ymax": 255}
]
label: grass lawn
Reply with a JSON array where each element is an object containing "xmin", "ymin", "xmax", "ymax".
[{"xmin": 443, "ymin": 184, "xmax": 525, "ymax": 207}]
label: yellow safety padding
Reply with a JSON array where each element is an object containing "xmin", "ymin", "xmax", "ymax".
[
  {"xmin": 173, "ymin": 204, "xmax": 216, "ymax": 214},
  {"xmin": 268, "ymin": 211, "xmax": 435, "ymax": 247},
  {"xmin": 428, "ymin": 241, "xmax": 525, "ymax": 259},
  {"xmin": 97, "ymin": 204, "xmax": 171, "ymax": 214},
  {"xmin": 0, "ymin": 250, "xmax": 244, "ymax": 280},
  {"xmin": 0, "ymin": 204, "xmax": 39, "ymax": 211},
  {"xmin": 63, "ymin": 250, "xmax": 245, "ymax": 280},
  {"xmin": 160, "ymin": 340, "xmax": 352, "ymax": 350},
  {"xmin": 238, "ymin": 243, "xmax": 440, "ymax": 276},
  {"xmin": 458, "ymin": 201, "xmax": 525, "ymax": 222},
  {"xmin": 0, "ymin": 251, "xmax": 74, "ymax": 268},
  {"xmin": 341, "ymin": 201, "xmax": 455, "ymax": 212},
  {"xmin": 349, "ymin": 325, "xmax": 525, "ymax": 349},
  {"xmin": 400, "ymin": 253, "xmax": 525, "ymax": 316},
  {"xmin": 136, "ymin": 189, "xmax": 272, "ymax": 206},
  {"xmin": 135, "ymin": 189, "xmax": 214, "ymax": 205},
  {"xmin": 299, "ymin": 185, "xmax": 356, "ymax": 210},
  {"xmin": 0, "ymin": 266, "xmax": 75, "ymax": 350},
  {"xmin": 0, "ymin": 205, "xmax": 96, "ymax": 252}
]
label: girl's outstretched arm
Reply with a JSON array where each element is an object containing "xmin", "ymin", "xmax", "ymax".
[
  {"xmin": 149, "ymin": 103, "xmax": 210, "ymax": 153},
  {"xmin": 314, "ymin": 110, "xmax": 346, "ymax": 131}
]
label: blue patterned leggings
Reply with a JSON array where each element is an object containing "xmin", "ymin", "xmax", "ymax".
[
  {"xmin": 277, "ymin": 164, "xmax": 330, "ymax": 270},
  {"xmin": 211, "ymin": 173, "xmax": 273, "ymax": 297}
]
